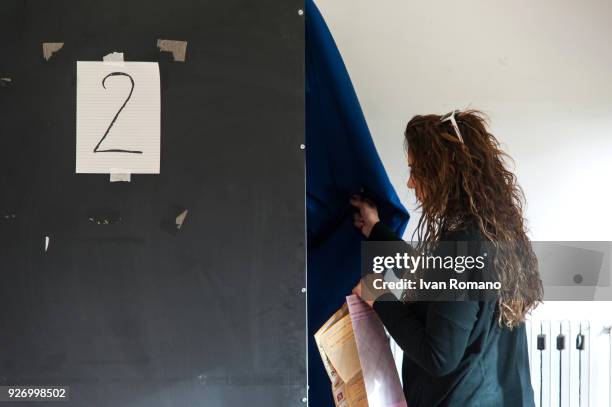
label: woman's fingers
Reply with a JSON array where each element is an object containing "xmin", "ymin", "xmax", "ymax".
[
  {"xmin": 353, "ymin": 212, "xmax": 364, "ymax": 225},
  {"xmin": 351, "ymin": 194, "xmax": 376, "ymax": 212},
  {"xmin": 353, "ymin": 213, "xmax": 364, "ymax": 230},
  {"xmin": 351, "ymin": 194, "xmax": 379, "ymax": 238},
  {"xmin": 352, "ymin": 282, "xmax": 362, "ymax": 298},
  {"xmin": 349, "ymin": 195, "xmax": 363, "ymax": 208},
  {"xmin": 363, "ymin": 197, "xmax": 376, "ymax": 207}
]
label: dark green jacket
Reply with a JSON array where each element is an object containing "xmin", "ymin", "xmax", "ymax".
[{"xmin": 370, "ymin": 222, "xmax": 535, "ymax": 407}]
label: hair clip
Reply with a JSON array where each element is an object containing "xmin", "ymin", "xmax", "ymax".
[{"xmin": 440, "ymin": 110, "xmax": 464, "ymax": 144}]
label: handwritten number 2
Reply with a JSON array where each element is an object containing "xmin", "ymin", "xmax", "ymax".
[{"xmin": 93, "ymin": 72, "xmax": 142, "ymax": 154}]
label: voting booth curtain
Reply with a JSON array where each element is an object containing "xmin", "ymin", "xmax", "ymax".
[{"xmin": 305, "ymin": 0, "xmax": 410, "ymax": 405}]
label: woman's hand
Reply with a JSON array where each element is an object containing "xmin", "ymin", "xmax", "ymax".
[
  {"xmin": 352, "ymin": 281, "xmax": 374, "ymax": 307},
  {"xmin": 350, "ymin": 195, "xmax": 380, "ymax": 238}
]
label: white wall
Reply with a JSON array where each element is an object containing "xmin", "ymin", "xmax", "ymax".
[{"xmin": 314, "ymin": 0, "xmax": 612, "ymax": 321}]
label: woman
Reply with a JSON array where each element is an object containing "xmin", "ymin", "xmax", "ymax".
[{"xmin": 350, "ymin": 110, "xmax": 542, "ymax": 406}]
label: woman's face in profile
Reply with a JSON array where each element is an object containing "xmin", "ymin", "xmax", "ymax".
[{"xmin": 407, "ymin": 149, "xmax": 423, "ymax": 203}]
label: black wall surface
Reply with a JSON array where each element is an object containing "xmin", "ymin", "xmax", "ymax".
[{"xmin": 0, "ymin": 1, "xmax": 305, "ymax": 406}]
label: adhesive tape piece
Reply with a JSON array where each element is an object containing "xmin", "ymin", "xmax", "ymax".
[
  {"xmin": 157, "ymin": 39, "xmax": 187, "ymax": 62},
  {"xmin": 103, "ymin": 52, "xmax": 125, "ymax": 66},
  {"xmin": 43, "ymin": 43, "xmax": 64, "ymax": 61},
  {"xmin": 110, "ymin": 170, "xmax": 131, "ymax": 182},
  {"xmin": 175, "ymin": 210, "xmax": 188, "ymax": 229}
]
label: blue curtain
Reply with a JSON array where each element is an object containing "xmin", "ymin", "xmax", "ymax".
[{"xmin": 305, "ymin": 0, "xmax": 410, "ymax": 405}]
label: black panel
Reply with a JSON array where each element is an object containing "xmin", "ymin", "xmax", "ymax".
[{"xmin": 0, "ymin": 1, "xmax": 305, "ymax": 406}]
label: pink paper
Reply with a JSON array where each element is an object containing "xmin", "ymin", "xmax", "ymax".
[{"xmin": 347, "ymin": 294, "xmax": 408, "ymax": 407}]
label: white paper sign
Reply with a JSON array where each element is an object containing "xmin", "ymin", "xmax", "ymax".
[{"xmin": 76, "ymin": 61, "xmax": 160, "ymax": 174}]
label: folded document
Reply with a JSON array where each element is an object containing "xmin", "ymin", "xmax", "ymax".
[{"xmin": 315, "ymin": 295, "xmax": 407, "ymax": 407}]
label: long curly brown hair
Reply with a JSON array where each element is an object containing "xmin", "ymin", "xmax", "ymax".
[{"xmin": 404, "ymin": 109, "xmax": 542, "ymax": 328}]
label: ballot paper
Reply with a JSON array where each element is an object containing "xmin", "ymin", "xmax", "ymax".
[
  {"xmin": 315, "ymin": 295, "xmax": 407, "ymax": 407},
  {"xmin": 76, "ymin": 61, "xmax": 160, "ymax": 174}
]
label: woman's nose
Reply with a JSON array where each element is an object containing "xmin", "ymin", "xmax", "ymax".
[{"xmin": 407, "ymin": 175, "xmax": 415, "ymax": 190}]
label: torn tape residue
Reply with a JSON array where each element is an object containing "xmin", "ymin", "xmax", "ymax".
[
  {"xmin": 0, "ymin": 77, "xmax": 12, "ymax": 87},
  {"xmin": 1, "ymin": 211, "xmax": 16, "ymax": 221},
  {"xmin": 157, "ymin": 39, "xmax": 187, "ymax": 62},
  {"xmin": 160, "ymin": 205, "xmax": 187, "ymax": 235},
  {"xmin": 175, "ymin": 210, "xmax": 188, "ymax": 229},
  {"xmin": 43, "ymin": 42, "xmax": 64, "ymax": 61},
  {"xmin": 87, "ymin": 208, "xmax": 122, "ymax": 225}
]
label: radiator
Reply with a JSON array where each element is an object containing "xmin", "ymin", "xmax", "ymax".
[{"xmin": 526, "ymin": 320, "xmax": 612, "ymax": 407}]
